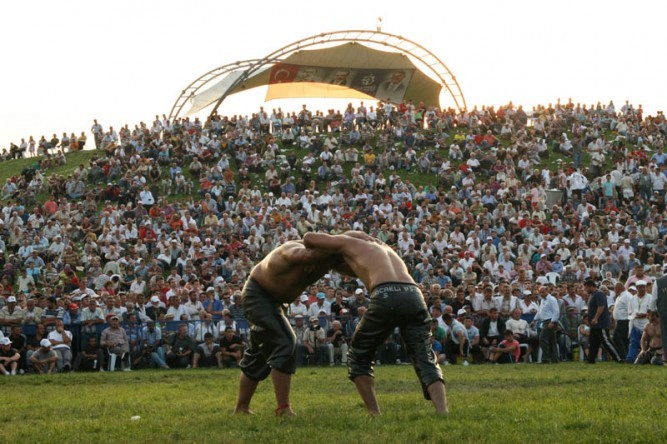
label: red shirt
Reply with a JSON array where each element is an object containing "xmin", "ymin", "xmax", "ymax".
[{"xmin": 499, "ymin": 338, "xmax": 521, "ymax": 363}]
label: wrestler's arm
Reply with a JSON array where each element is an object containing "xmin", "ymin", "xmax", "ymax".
[
  {"xmin": 302, "ymin": 232, "xmax": 345, "ymax": 254},
  {"xmin": 282, "ymin": 242, "xmax": 334, "ymax": 265},
  {"xmin": 332, "ymin": 260, "xmax": 357, "ymax": 277}
]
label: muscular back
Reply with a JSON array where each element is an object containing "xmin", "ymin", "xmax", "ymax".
[
  {"xmin": 303, "ymin": 231, "xmax": 414, "ymax": 292},
  {"xmin": 249, "ymin": 241, "xmax": 338, "ymax": 304}
]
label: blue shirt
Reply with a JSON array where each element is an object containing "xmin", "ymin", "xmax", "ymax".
[{"xmin": 587, "ymin": 290, "xmax": 610, "ymax": 329}]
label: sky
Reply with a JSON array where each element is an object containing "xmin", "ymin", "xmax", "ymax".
[{"xmin": 1, "ymin": 0, "xmax": 666, "ymax": 149}]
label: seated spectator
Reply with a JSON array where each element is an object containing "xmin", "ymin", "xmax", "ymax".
[
  {"xmin": 140, "ymin": 320, "xmax": 169, "ymax": 369},
  {"xmin": 193, "ymin": 332, "xmax": 222, "ymax": 369},
  {"xmin": 302, "ymin": 316, "xmax": 328, "ymax": 366},
  {"xmin": 100, "ymin": 314, "xmax": 130, "ymax": 371},
  {"xmin": 29, "ymin": 339, "xmax": 58, "ymax": 374},
  {"xmin": 505, "ymin": 308, "xmax": 537, "ymax": 363},
  {"xmin": 0, "ymin": 337, "xmax": 20, "ymax": 375},
  {"xmin": 634, "ymin": 311, "xmax": 664, "ymax": 365},
  {"xmin": 166, "ymin": 323, "xmax": 195, "ymax": 369},
  {"xmin": 325, "ymin": 320, "xmax": 349, "ymax": 366},
  {"xmin": 73, "ymin": 336, "xmax": 105, "ymax": 372},
  {"xmin": 218, "ymin": 327, "xmax": 244, "ymax": 368},
  {"xmin": 443, "ymin": 312, "xmax": 468, "ymax": 365},
  {"xmin": 47, "ymin": 319, "xmax": 73, "ymax": 372},
  {"xmin": 479, "ymin": 308, "xmax": 506, "ymax": 360},
  {"xmin": 488, "ymin": 329, "xmax": 521, "ymax": 364}
]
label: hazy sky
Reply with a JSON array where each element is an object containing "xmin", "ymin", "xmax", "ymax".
[{"xmin": 1, "ymin": 0, "xmax": 665, "ymax": 148}]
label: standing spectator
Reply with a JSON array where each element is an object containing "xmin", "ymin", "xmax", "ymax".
[
  {"xmin": 627, "ymin": 280, "xmax": 651, "ymax": 363},
  {"xmin": 650, "ymin": 267, "xmax": 667, "ymax": 359},
  {"xmin": 583, "ymin": 280, "xmax": 622, "ymax": 363},
  {"xmin": 533, "ymin": 285, "xmax": 560, "ymax": 364},
  {"xmin": 612, "ymin": 282, "xmax": 632, "ymax": 360}
]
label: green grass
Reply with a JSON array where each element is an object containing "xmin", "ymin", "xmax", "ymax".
[{"xmin": 0, "ymin": 363, "xmax": 664, "ymax": 443}]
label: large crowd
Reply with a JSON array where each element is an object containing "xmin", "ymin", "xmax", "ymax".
[{"xmin": 0, "ymin": 97, "xmax": 665, "ymax": 375}]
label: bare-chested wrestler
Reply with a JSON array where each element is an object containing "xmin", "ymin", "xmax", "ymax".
[
  {"xmin": 234, "ymin": 240, "xmax": 342, "ymax": 417},
  {"xmin": 635, "ymin": 311, "xmax": 664, "ymax": 365},
  {"xmin": 303, "ymin": 231, "xmax": 448, "ymax": 415}
]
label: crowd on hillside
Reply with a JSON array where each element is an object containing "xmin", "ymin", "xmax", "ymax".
[{"xmin": 0, "ymin": 97, "xmax": 666, "ymax": 375}]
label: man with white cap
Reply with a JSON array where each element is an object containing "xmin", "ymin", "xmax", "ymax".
[
  {"xmin": 0, "ymin": 337, "xmax": 20, "ymax": 375},
  {"xmin": 29, "ymin": 339, "xmax": 57, "ymax": 374},
  {"xmin": 627, "ymin": 280, "xmax": 652, "ymax": 363}
]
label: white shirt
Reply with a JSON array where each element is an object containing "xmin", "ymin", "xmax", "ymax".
[
  {"xmin": 628, "ymin": 294, "xmax": 651, "ymax": 330},
  {"xmin": 48, "ymin": 329, "xmax": 73, "ymax": 350},
  {"xmin": 307, "ymin": 301, "xmax": 331, "ymax": 317}
]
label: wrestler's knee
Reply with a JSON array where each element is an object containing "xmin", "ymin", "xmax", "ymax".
[{"xmin": 347, "ymin": 345, "xmax": 374, "ymax": 380}]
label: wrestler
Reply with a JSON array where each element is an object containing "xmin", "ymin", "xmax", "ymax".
[
  {"xmin": 303, "ymin": 230, "xmax": 448, "ymax": 415},
  {"xmin": 234, "ymin": 240, "xmax": 342, "ymax": 417}
]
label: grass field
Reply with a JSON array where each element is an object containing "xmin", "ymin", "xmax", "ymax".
[{"xmin": 1, "ymin": 363, "xmax": 664, "ymax": 443}]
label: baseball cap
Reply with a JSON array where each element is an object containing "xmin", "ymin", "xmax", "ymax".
[
  {"xmin": 456, "ymin": 308, "xmax": 467, "ymax": 316},
  {"xmin": 6, "ymin": 296, "xmax": 16, "ymax": 303},
  {"xmin": 355, "ymin": 289, "xmax": 364, "ymax": 295},
  {"xmin": 635, "ymin": 280, "xmax": 647, "ymax": 286},
  {"xmin": 316, "ymin": 292, "xmax": 325, "ymax": 299},
  {"xmin": 206, "ymin": 287, "xmax": 215, "ymax": 292},
  {"xmin": 294, "ymin": 314, "xmax": 303, "ymax": 319},
  {"xmin": 69, "ymin": 303, "xmax": 79, "ymax": 310},
  {"xmin": 324, "ymin": 274, "xmax": 331, "ymax": 279},
  {"xmin": 0, "ymin": 338, "xmax": 12, "ymax": 346},
  {"xmin": 310, "ymin": 316, "xmax": 319, "ymax": 323},
  {"xmin": 150, "ymin": 296, "xmax": 160, "ymax": 303},
  {"xmin": 40, "ymin": 339, "xmax": 51, "ymax": 347},
  {"xmin": 300, "ymin": 294, "xmax": 309, "ymax": 302}
]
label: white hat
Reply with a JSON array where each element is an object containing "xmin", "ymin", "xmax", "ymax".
[
  {"xmin": 635, "ymin": 280, "xmax": 647, "ymax": 286},
  {"xmin": 355, "ymin": 289, "xmax": 364, "ymax": 295},
  {"xmin": 40, "ymin": 339, "xmax": 52, "ymax": 347},
  {"xmin": 324, "ymin": 274, "xmax": 331, "ymax": 279},
  {"xmin": 0, "ymin": 337, "xmax": 12, "ymax": 346},
  {"xmin": 150, "ymin": 296, "xmax": 160, "ymax": 303},
  {"xmin": 300, "ymin": 294, "xmax": 309, "ymax": 302},
  {"xmin": 628, "ymin": 286, "xmax": 637, "ymax": 292},
  {"xmin": 456, "ymin": 308, "xmax": 467, "ymax": 316},
  {"xmin": 6, "ymin": 296, "xmax": 17, "ymax": 303},
  {"xmin": 206, "ymin": 287, "xmax": 215, "ymax": 292},
  {"xmin": 523, "ymin": 290, "xmax": 532, "ymax": 295}
]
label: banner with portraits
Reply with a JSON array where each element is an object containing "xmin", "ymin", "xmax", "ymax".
[{"xmin": 267, "ymin": 63, "xmax": 415, "ymax": 103}]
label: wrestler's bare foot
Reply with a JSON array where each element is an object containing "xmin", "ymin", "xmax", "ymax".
[{"xmin": 275, "ymin": 405, "xmax": 296, "ymax": 417}]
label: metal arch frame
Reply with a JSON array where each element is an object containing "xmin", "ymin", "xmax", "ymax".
[{"xmin": 169, "ymin": 30, "xmax": 466, "ymax": 120}]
